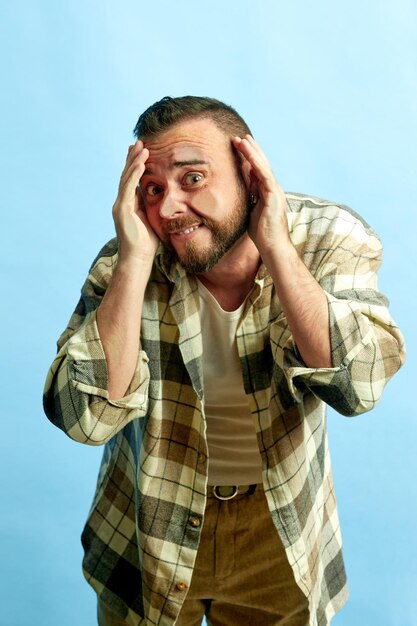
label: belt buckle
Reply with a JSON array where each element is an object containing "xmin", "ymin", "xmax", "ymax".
[{"xmin": 212, "ymin": 485, "xmax": 239, "ymax": 500}]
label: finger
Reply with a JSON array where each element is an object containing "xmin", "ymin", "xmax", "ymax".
[
  {"xmin": 120, "ymin": 141, "xmax": 144, "ymax": 180},
  {"xmin": 234, "ymin": 135, "xmax": 272, "ymax": 171},
  {"xmin": 127, "ymin": 140, "xmax": 144, "ymax": 161},
  {"xmin": 123, "ymin": 147, "xmax": 149, "ymax": 183},
  {"xmin": 135, "ymin": 185, "xmax": 147, "ymax": 213},
  {"xmin": 244, "ymin": 134, "xmax": 270, "ymax": 160},
  {"xmin": 119, "ymin": 147, "xmax": 149, "ymax": 199},
  {"xmin": 233, "ymin": 136, "xmax": 276, "ymax": 191}
]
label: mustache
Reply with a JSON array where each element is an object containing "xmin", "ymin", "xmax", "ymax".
[{"xmin": 162, "ymin": 216, "xmax": 211, "ymax": 235}]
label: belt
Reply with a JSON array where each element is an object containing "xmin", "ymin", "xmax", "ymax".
[{"xmin": 209, "ymin": 484, "xmax": 258, "ymax": 500}]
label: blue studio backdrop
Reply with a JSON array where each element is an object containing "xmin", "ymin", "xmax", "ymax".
[{"xmin": 0, "ymin": 2, "xmax": 415, "ymax": 625}]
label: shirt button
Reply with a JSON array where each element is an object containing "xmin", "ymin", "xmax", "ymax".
[
  {"xmin": 188, "ymin": 516, "xmax": 201, "ymax": 528},
  {"xmin": 198, "ymin": 453, "xmax": 206, "ymax": 464},
  {"xmin": 176, "ymin": 581, "xmax": 188, "ymax": 591}
]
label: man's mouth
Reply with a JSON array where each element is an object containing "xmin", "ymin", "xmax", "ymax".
[
  {"xmin": 175, "ymin": 225, "xmax": 200, "ymax": 236},
  {"xmin": 165, "ymin": 223, "xmax": 202, "ymax": 237}
]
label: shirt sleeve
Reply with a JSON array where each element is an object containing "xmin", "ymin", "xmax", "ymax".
[
  {"xmin": 270, "ymin": 204, "xmax": 406, "ymax": 416},
  {"xmin": 43, "ymin": 239, "xmax": 151, "ymax": 444}
]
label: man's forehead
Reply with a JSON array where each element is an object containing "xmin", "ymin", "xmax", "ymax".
[
  {"xmin": 143, "ymin": 145, "xmax": 211, "ymax": 176},
  {"xmin": 143, "ymin": 119, "xmax": 229, "ymax": 162}
]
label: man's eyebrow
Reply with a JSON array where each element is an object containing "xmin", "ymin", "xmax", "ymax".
[
  {"xmin": 170, "ymin": 159, "xmax": 209, "ymax": 169},
  {"xmin": 143, "ymin": 159, "xmax": 209, "ymax": 176}
]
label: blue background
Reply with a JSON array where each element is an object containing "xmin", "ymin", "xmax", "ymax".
[{"xmin": 1, "ymin": 1, "xmax": 415, "ymax": 625}]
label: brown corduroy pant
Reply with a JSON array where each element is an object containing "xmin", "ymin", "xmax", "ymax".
[{"xmin": 98, "ymin": 486, "xmax": 309, "ymax": 626}]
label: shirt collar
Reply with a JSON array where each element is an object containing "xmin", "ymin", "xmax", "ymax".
[
  {"xmin": 155, "ymin": 244, "xmax": 187, "ymax": 284},
  {"xmin": 155, "ymin": 244, "xmax": 271, "ymax": 292}
]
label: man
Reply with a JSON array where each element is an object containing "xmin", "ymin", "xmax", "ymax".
[{"xmin": 44, "ymin": 96, "xmax": 405, "ymax": 626}]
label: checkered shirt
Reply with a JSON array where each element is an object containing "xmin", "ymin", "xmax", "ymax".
[{"xmin": 43, "ymin": 193, "xmax": 405, "ymax": 626}]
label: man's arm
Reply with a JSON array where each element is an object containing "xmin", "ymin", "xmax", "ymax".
[
  {"xmin": 96, "ymin": 141, "xmax": 159, "ymax": 400},
  {"xmin": 233, "ymin": 135, "xmax": 332, "ymax": 369},
  {"xmin": 43, "ymin": 141, "xmax": 158, "ymax": 443},
  {"xmin": 233, "ymin": 135, "xmax": 405, "ymax": 415}
]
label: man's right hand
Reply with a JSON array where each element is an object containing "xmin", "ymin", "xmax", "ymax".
[
  {"xmin": 97, "ymin": 141, "xmax": 160, "ymax": 400},
  {"xmin": 112, "ymin": 140, "xmax": 159, "ymax": 263}
]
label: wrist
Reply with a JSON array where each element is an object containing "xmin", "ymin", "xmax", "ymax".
[
  {"xmin": 116, "ymin": 250, "xmax": 155, "ymax": 275},
  {"xmin": 259, "ymin": 237, "xmax": 298, "ymax": 271}
]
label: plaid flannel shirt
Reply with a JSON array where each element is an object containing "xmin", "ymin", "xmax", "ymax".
[{"xmin": 43, "ymin": 193, "xmax": 405, "ymax": 626}]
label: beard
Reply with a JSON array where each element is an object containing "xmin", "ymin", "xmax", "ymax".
[{"xmin": 162, "ymin": 186, "xmax": 251, "ymax": 274}]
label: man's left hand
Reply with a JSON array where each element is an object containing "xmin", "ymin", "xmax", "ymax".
[{"xmin": 232, "ymin": 135, "xmax": 290, "ymax": 258}]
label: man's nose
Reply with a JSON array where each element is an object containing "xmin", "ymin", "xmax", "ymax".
[{"xmin": 158, "ymin": 189, "xmax": 187, "ymax": 219}]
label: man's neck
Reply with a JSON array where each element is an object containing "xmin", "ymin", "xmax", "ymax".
[{"xmin": 197, "ymin": 236, "xmax": 261, "ymax": 311}]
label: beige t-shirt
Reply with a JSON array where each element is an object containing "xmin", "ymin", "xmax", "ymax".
[{"xmin": 198, "ymin": 280, "xmax": 263, "ymax": 486}]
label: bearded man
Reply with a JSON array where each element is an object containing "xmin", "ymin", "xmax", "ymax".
[{"xmin": 44, "ymin": 96, "xmax": 405, "ymax": 626}]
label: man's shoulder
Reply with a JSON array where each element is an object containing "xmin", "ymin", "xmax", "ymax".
[
  {"xmin": 88, "ymin": 237, "xmax": 119, "ymax": 270},
  {"xmin": 285, "ymin": 192, "xmax": 378, "ymax": 239}
]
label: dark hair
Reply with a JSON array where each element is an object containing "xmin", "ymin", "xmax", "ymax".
[{"xmin": 133, "ymin": 96, "xmax": 252, "ymax": 140}]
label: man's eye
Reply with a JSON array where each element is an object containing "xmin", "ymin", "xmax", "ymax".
[
  {"xmin": 183, "ymin": 173, "xmax": 203, "ymax": 187},
  {"xmin": 146, "ymin": 183, "xmax": 163, "ymax": 196}
]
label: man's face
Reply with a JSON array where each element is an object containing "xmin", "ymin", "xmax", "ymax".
[{"xmin": 140, "ymin": 118, "xmax": 250, "ymax": 274}]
